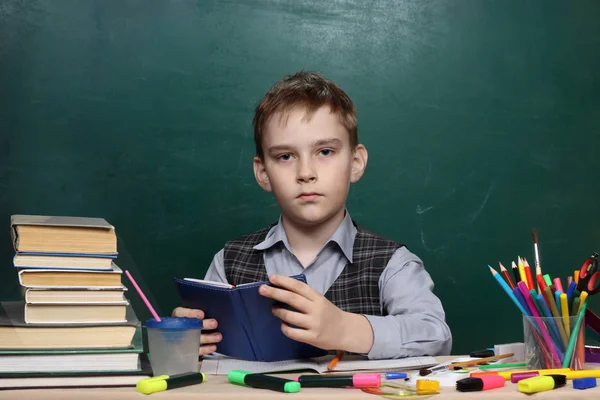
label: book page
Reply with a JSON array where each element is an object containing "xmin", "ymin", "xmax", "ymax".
[
  {"xmin": 200, "ymin": 353, "xmax": 437, "ymax": 375},
  {"xmin": 183, "ymin": 278, "xmax": 233, "ymax": 288}
]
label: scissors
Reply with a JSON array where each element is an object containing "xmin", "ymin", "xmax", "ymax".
[{"xmin": 577, "ymin": 252, "xmax": 600, "ymax": 295}]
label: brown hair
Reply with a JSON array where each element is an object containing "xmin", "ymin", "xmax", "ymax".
[{"xmin": 253, "ymin": 71, "xmax": 358, "ymax": 159}]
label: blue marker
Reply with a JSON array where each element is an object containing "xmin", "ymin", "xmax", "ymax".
[{"xmin": 384, "ymin": 372, "xmax": 408, "ymax": 380}]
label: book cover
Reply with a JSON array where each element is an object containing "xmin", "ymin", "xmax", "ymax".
[{"xmin": 173, "ymin": 274, "xmax": 327, "ymax": 362}]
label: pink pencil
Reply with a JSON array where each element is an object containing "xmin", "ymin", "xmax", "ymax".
[{"xmin": 125, "ymin": 270, "xmax": 161, "ymax": 322}]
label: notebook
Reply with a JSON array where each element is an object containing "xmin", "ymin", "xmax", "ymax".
[
  {"xmin": 200, "ymin": 353, "xmax": 437, "ymax": 375},
  {"xmin": 173, "ymin": 274, "xmax": 327, "ymax": 362}
]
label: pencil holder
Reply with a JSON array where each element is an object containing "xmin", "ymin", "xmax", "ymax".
[
  {"xmin": 145, "ymin": 317, "xmax": 203, "ymax": 375},
  {"xmin": 523, "ymin": 315, "xmax": 585, "ymax": 370}
]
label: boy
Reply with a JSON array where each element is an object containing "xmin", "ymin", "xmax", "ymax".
[{"xmin": 173, "ymin": 72, "xmax": 452, "ymax": 359}]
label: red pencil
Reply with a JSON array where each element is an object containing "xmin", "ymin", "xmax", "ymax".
[
  {"xmin": 499, "ymin": 262, "xmax": 516, "ymax": 289},
  {"xmin": 523, "ymin": 258, "xmax": 534, "ymax": 291}
]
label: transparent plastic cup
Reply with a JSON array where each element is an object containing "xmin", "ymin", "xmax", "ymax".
[
  {"xmin": 523, "ymin": 315, "xmax": 585, "ymax": 370},
  {"xmin": 146, "ymin": 317, "xmax": 203, "ymax": 375}
]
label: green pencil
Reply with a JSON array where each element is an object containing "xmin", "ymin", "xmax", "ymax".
[
  {"xmin": 479, "ymin": 363, "xmax": 527, "ymax": 370},
  {"xmin": 562, "ymin": 300, "xmax": 588, "ymax": 368}
]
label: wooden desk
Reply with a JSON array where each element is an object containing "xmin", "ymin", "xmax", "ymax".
[{"xmin": 1, "ymin": 357, "xmax": 599, "ymax": 399}]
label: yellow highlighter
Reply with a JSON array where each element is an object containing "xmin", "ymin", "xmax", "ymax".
[
  {"xmin": 137, "ymin": 372, "xmax": 206, "ymax": 395},
  {"xmin": 518, "ymin": 375, "xmax": 566, "ymax": 394},
  {"xmin": 560, "ymin": 293, "xmax": 570, "ymax": 334}
]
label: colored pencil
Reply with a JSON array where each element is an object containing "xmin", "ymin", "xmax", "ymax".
[
  {"xmin": 523, "ymin": 258, "xmax": 534, "ymax": 291},
  {"xmin": 328, "ymin": 350, "xmax": 343, "ymax": 371},
  {"xmin": 489, "ymin": 266, "xmax": 529, "ymax": 315},
  {"xmin": 543, "ymin": 286, "xmax": 569, "ymax": 349},
  {"xmin": 562, "ymin": 300, "xmax": 588, "ymax": 368},
  {"xmin": 499, "ymin": 262, "xmax": 516, "ymax": 289},
  {"xmin": 560, "ymin": 293, "xmax": 570, "ymax": 339},
  {"xmin": 518, "ymin": 257, "xmax": 527, "ymax": 287},
  {"xmin": 512, "ymin": 261, "xmax": 521, "ymax": 284},
  {"xmin": 574, "ymin": 270, "xmax": 580, "ymax": 284}
]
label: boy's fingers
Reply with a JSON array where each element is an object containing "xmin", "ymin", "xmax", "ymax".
[
  {"xmin": 259, "ymin": 285, "xmax": 310, "ymax": 312},
  {"xmin": 269, "ymin": 275, "xmax": 316, "ymax": 300},
  {"xmin": 272, "ymin": 307, "xmax": 310, "ymax": 329},
  {"xmin": 172, "ymin": 307, "xmax": 204, "ymax": 319},
  {"xmin": 201, "ymin": 332, "xmax": 222, "ymax": 345},
  {"xmin": 199, "ymin": 345, "xmax": 217, "ymax": 356},
  {"xmin": 280, "ymin": 321, "xmax": 312, "ymax": 344},
  {"xmin": 202, "ymin": 318, "xmax": 218, "ymax": 330}
]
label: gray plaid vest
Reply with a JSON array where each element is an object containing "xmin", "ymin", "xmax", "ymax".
[{"xmin": 223, "ymin": 223, "xmax": 404, "ymax": 316}]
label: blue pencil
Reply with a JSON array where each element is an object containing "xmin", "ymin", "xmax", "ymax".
[
  {"xmin": 555, "ymin": 290, "xmax": 562, "ymax": 316},
  {"xmin": 488, "ymin": 266, "xmax": 529, "ymax": 315},
  {"xmin": 566, "ymin": 281, "xmax": 577, "ymax": 305},
  {"xmin": 536, "ymin": 293, "xmax": 564, "ymax": 351}
]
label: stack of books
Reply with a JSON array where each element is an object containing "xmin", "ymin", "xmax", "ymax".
[{"xmin": 0, "ymin": 215, "xmax": 151, "ymax": 389}]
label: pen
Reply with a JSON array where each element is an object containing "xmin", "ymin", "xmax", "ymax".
[
  {"xmin": 228, "ymin": 370, "xmax": 300, "ymax": 393},
  {"xmin": 136, "ymin": 372, "xmax": 206, "ymax": 394}
]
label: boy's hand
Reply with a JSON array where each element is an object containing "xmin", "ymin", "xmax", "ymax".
[
  {"xmin": 171, "ymin": 307, "xmax": 222, "ymax": 356},
  {"xmin": 259, "ymin": 275, "xmax": 373, "ymax": 353}
]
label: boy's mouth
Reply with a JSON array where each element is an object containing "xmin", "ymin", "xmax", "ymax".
[{"xmin": 298, "ymin": 192, "xmax": 322, "ymax": 201}]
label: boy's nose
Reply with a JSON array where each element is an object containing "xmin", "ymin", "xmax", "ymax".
[{"xmin": 297, "ymin": 160, "xmax": 317, "ymax": 183}]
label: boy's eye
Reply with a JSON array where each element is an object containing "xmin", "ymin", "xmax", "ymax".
[
  {"xmin": 319, "ymin": 149, "xmax": 334, "ymax": 156},
  {"xmin": 277, "ymin": 154, "xmax": 292, "ymax": 161}
]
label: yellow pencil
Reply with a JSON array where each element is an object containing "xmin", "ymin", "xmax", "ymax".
[
  {"xmin": 578, "ymin": 291, "xmax": 588, "ymax": 314},
  {"xmin": 560, "ymin": 293, "xmax": 570, "ymax": 337},
  {"xmin": 518, "ymin": 257, "xmax": 527, "ymax": 286}
]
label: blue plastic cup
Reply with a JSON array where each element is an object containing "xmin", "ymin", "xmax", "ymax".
[{"xmin": 146, "ymin": 317, "xmax": 203, "ymax": 375}]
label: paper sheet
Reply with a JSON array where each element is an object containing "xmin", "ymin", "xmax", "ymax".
[{"xmin": 200, "ymin": 353, "xmax": 437, "ymax": 375}]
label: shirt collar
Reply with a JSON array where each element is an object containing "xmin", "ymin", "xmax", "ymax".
[{"xmin": 253, "ymin": 210, "xmax": 356, "ymax": 263}]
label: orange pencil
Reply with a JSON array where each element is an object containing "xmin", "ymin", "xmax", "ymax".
[
  {"xmin": 328, "ymin": 350, "xmax": 343, "ymax": 371},
  {"xmin": 523, "ymin": 257, "xmax": 534, "ymax": 291},
  {"xmin": 499, "ymin": 262, "xmax": 516, "ymax": 289},
  {"xmin": 574, "ymin": 270, "xmax": 580, "ymax": 284}
]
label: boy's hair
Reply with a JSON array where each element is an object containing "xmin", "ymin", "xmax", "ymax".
[{"xmin": 253, "ymin": 71, "xmax": 358, "ymax": 159}]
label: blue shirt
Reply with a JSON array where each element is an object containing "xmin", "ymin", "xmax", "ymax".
[{"xmin": 204, "ymin": 210, "xmax": 452, "ymax": 359}]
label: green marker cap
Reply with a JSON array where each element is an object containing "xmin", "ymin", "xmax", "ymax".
[{"xmin": 228, "ymin": 370, "xmax": 249, "ymax": 386}]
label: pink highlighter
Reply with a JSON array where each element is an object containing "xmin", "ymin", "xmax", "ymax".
[
  {"xmin": 294, "ymin": 373, "xmax": 381, "ymax": 388},
  {"xmin": 456, "ymin": 375, "xmax": 505, "ymax": 392}
]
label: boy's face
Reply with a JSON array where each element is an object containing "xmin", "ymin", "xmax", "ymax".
[{"xmin": 254, "ymin": 105, "xmax": 367, "ymax": 228}]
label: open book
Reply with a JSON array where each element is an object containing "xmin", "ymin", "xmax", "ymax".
[
  {"xmin": 200, "ymin": 353, "xmax": 437, "ymax": 375},
  {"xmin": 173, "ymin": 274, "xmax": 327, "ymax": 362}
]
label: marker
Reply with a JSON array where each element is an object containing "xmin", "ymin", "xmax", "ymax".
[
  {"xmin": 497, "ymin": 368, "xmax": 571, "ymax": 380},
  {"xmin": 518, "ymin": 375, "xmax": 566, "ymax": 394},
  {"xmin": 297, "ymin": 373, "xmax": 380, "ymax": 388},
  {"xmin": 136, "ymin": 372, "xmax": 206, "ymax": 394},
  {"xmin": 228, "ymin": 370, "xmax": 300, "ymax": 393}
]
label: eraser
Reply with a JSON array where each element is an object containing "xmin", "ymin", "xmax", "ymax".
[
  {"xmin": 573, "ymin": 377, "xmax": 597, "ymax": 390},
  {"xmin": 493, "ymin": 343, "xmax": 524, "ymax": 363},
  {"xmin": 416, "ymin": 380, "xmax": 440, "ymax": 391}
]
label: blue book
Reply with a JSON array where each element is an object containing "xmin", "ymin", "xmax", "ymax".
[{"xmin": 173, "ymin": 274, "xmax": 327, "ymax": 362}]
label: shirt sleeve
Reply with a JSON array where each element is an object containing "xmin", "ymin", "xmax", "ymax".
[
  {"xmin": 364, "ymin": 247, "xmax": 452, "ymax": 359},
  {"xmin": 202, "ymin": 248, "xmax": 229, "ymax": 283}
]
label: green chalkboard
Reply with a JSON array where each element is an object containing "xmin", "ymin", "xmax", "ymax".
[{"xmin": 1, "ymin": 0, "xmax": 599, "ymax": 354}]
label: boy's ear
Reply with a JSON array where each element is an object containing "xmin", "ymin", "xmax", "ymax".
[
  {"xmin": 350, "ymin": 144, "xmax": 368, "ymax": 183},
  {"xmin": 253, "ymin": 156, "xmax": 272, "ymax": 192}
]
